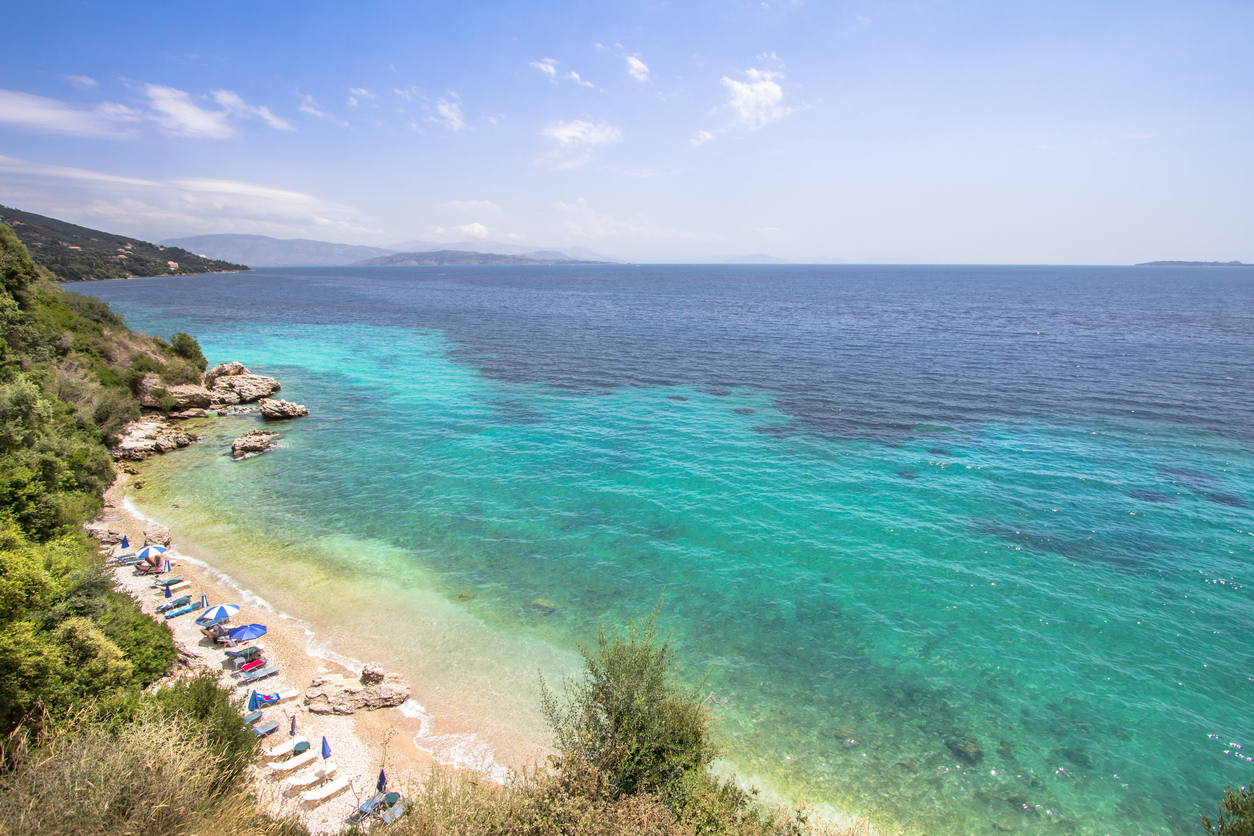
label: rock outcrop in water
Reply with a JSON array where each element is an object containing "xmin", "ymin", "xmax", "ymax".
[
  {"xmin": 304, "ymin": 664, "xmax": 410, "ymax": 714},
  {"xmin": 258, "ymin": 397, "xmax": 309, "ymax": 419},
  {"xmin": 204, "ymin": 362, "xmax": 281, "ymax": 406},
  {"xmin": 232, "ymin": 429, "xmax": 280, "ymax": 459},
  {"xmin": 109, "ymin": 416, "xmax": 197, "ymax": 460}
]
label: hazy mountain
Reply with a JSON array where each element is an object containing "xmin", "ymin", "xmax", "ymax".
[
  {"xmin": 386, "ymin": 238, "xmax": 622, "ymax": 263},
  {"xmin": 353, "ymin": 250, "xmax": 610, "ymax": 266},
  {"xmin": 159, "ymin": 234, "xmax": 398, "ymax": 267},
  {"xmin": 721, "ymin": 253, "xmax": 790, "ymax": 264}
]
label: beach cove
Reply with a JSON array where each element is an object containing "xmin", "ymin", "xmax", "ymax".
[{"xmin": 83, "ymin": 264, "xmax": 1254, "ymax": 836}]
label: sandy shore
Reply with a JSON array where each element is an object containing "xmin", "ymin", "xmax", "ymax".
[{"xmin": 100, "ymin": 472, "xmax": 442, "ymax": 834}]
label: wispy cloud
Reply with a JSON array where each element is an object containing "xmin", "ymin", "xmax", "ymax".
[
  {"xmin": 565, "ymin": 71, "xmax": 594, "ymax": 89},
  {"xmin": 65, "ymin": 75, "xmax": 98, "ymax": 89},
  {"xmin": 556, "ymin": 197, "xmax": 726, "ymax": 242},
  {"xmin": 442, "ymin": 199, "xmax": 502, "ymax": 214},
  {"xmin": 694, "ymin": 56, "xmax": 794, "ymax": 146},
  {"xmin": 0, "ymin": 89, "xmax": 140, "ymax": 138},
  {"xmin": 144, "ymin": 84, "xmax": 234, "ymax": 138},
  {"xmin": 0, "ymin": 154, "xmax": 371, "ymax": 239},
  {"xmin": 530, "ymin": 58, "xmax": 558, "ymax": 79},
  {"xmin": 211, "ymin": 90, "xmax": 294, "ymax": 131},
  {"xmin": 625, "ymin": 56, "xmax": 649, "ymax": 82},
  {"xmin": 432, "ymin": 222, "xmax": 491, "ymax": 239},
  {"xmin": 347, "ymin": 87, "xmax": 377, "ymax": 107},
  {"xmin": 430, "ymin": 95, "xmax": 464, "ymax": 130},
  {"xmin": 541, "ymin": 120, "xmax": 622, "ymax": 169},
  {"xmin": 298, "ymin": 92, "xmax": 348, "ymax": 127}
]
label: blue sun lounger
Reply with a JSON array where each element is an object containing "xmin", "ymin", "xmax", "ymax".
[
  {"xmin": 378, "ymin": 800, "xmax": 405, "ymax": 824},
  {"xmin": 164, "ymin": 601, "xmax": 203, "ymax": 619},
  {"xmin": 156, "ymin": 595, "xmax": 191, "ymax": 613},
  {"xmin": 243, "ymin": 710, "xmax": 263, "ymax": 726},
  {"xmin": 253, "ymin": 720, "xmax": 280, "ymax": 737},
  {"xmin": 239, "ymin": 665, "xmax": 280, "ymax": 682}
]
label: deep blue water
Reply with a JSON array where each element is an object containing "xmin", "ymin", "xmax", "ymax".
[{"xmin": 83, "ymin": 265, "xmax": 1254, "ymax": 835}]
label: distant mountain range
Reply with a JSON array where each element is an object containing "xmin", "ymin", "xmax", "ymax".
[
  {"xmin": 721, "ymin": 253, "xmax": 790, "ymax": 264},
  {"xmin": 1134, "ymin": 260, "xmax": 1251, "ymax": 267},
  {"xmin": 160, "ymin": 233, "xmax": 622, "ymax": 267},
  {"xmin": 1, "ymin": 206, "xmax": 247, "ymax": 281},
  {"xmin": 353, "ymin": 250, "xmax": 611, "ymax": 266}
]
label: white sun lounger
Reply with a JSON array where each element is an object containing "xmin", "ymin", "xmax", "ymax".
[
  {"xmin": 163, "ymin": 581, "xmax": 191, "ymax": 593},
  {"xmin": 286, "ymin": 760, "xmax": 337, "ymax": 788},
  {"xmin": 301, "ymin": 775, "xmax": 350, "ymax": 804},
  {"xmin": 275, "ymin": 688, "xmax": 299, "ymax": 702},
  {"xmin": 269, "ymin": 750, "xmax": 318, "ymax": 773},
  {"xmin": 265, "ymin": 737, "xmax": 308, "ymax": 759}
]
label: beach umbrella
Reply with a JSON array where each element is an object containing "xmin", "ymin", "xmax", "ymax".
[
  {"xmin": 228, "ymin": 623, "xmax": 267, "ymax": 642},
  {"xmin": 248, "ymin": 690, "xmax": 261, "ymax": 712},
  {"xmin": 164, "ymin": 584, "xmax": 172, "ymax": 599},
  {"xmin": 163, "ymin": 558, "xmax": 172, "ymax": 573},
  {"xmin": 136, "ymin": 545, "xmax": 166, "ymax": 561},
  {"xmin": 321, "ymin": 736, "xmax": 331, "ymax": 761},
  {"xmin": 290, "ymin": 714, "xmax": 297, "ymax": 736},
  {"xmin": 121, "ymin": 535, "xmax": 129, "ymax": 549},
  {"xmin": 201, "ymin": 603, "xmax": 239, "ymax": 622},
  {"xmin": 377, "ymin": 769, "xmax": 387, "ymax": 793},
  {"xmin": 200, "ymin": 592, "xmax": 209, "ymax": 608}
]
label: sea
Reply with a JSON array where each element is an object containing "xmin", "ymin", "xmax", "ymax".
[{"xmin": 81, "ymin": 264, "xmax": 1254, "ymax": 836}]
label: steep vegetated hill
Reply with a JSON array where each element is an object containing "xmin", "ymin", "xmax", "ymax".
[{"xmin": 0, "ymin": 205, "xmax": 248, "ymax": 281}]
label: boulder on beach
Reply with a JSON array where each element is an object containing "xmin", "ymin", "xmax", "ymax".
[
  {"xmin": 108, "ymin": 418, "xmax": 198, "ymax": 460},
  {"xmin": 258, "ymin": 398, "xmax": 309, "ymax": 419},
  {"xmin": 304, "ymin": 664, "xmax": 410, "ymax": 715},
  {"xmin": 85, "ymin": 525, "xmax": 124, "ymax": 546},
  {"xmin": 137, "ymin": 373, "xmax": 215, "ymax": 411},
  {"xmin": 232, "ymin": 429, "xmax": 280, "ymax": 459},
  {"xmin": 143, "ymin": 524, "xmax": 172, "ymax": 547}
]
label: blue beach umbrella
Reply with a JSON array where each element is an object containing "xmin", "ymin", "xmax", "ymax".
[
  {"xmin": 164, "ymin": 584, "xmax": 172, "ymax": 599},
  {"xmin": 321, "ymin": 736, "xmax": 331, "ymax": 760},
  {"xmin": 201, "ymin": 603, "xmax": 239, "ymax": 622},
  {"xmin": 228, "ymin": 623, "xmax": 267, "ymax": 642},
  {"xmin": 377, "ymin": 768, "xmax": 387, "ymax": 793},
  {"xmin": 136, "ymin": 545, "xmax": 166, "ymax": 561},
  {"xmin": 248, "ymin": 690, "xmax": 261, "ymax": 712},
  {"xmin": 121, "ymin": 535, "xmax": 129, "ymax": 549}
]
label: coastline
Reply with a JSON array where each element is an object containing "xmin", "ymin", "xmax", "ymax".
[{"xmin": 102, "ymin": 469, "xmax": 454, "ymax": 833}]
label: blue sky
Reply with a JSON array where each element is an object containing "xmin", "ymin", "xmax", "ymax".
[{"xmin": 1, "ymin": 1, "xmax": 1250, "ymax": 262}]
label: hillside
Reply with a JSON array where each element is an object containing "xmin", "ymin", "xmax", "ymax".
[
  {"xmin": 0, "ymin": 205, "xmax": 248, "ymax": 281},
  {"xmin": 160, "ymin": 233, "xmax": 398, "ymax": 267},
  {"xmin": 353, "ymin": 249, "xmax": 610, "ymax": 266}
]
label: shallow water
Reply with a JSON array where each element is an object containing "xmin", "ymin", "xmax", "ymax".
[{"xmin": 87, "ymin": 265, "xmax": 1254, "ymax": 835}]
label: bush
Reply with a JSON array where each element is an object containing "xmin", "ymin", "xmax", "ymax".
[
  {"xmin": 170, "ymin": 331, "xmax": 207, "ymax": 372},
  {"xmin": 99, "ymin": 594, "xmax": 176, "ymax": 687},
  {"xmin": 540, "ymin": 606, "xmax": 718, "ymax": 807},
  {"xmin": 151, "ymin": 670, "xmax": 260, "ymax": 792},
  {"xmin": 1205, "ymin": 781, "xmax": 1254, "ymax": 835}
]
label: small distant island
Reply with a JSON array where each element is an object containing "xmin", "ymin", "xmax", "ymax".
[
  {"xmin": 0, "ymin": 205, "xmax": 249, "ymax": 280},
  {"xmin": 1135, "ymin": 260, "xmax": 1251, "ymax": 267},
  {"xmin": 353, "ymin": 249, "xmax": 610, "ymax": 266}
]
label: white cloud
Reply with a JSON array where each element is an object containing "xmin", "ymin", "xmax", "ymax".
[
  {"xmin": 556, "ymin": 198, "xmax": 727, "ymax": 242},
  {"xmin": 541, "ymin": 120, "xmax": 622, "ymax": 169},
  {"xmin": 0, "ymin": 154, "xmax": 372, "ymax": 240},
  {"xmin": 625, "ymin": 56, "xmax": 650, "ymax": 82},
  {"xmin": 530, "ymin": 58, "xmax": 558, "ymax": 79},
  {"xmin": 144, "ymin": 84, "xmax": 234, "ymax": 138},
  {"xmin": 66, "ymin": 75, "xmax": 98, "ymax": 89},
  {"xmin": 431, "ymin": 96, "xmax": 465, "ymax": 130},
  {"xmin": 347, "ymin": 87, "xmax": 377, "ymax": 107},
  {"xmin": 0, "ymin": 89, "xmax": 138, "ymax": 138},
  {"xmin": 298, "ymin": 93, "xmax": 348, "ymax": 127},
  {"xmin": 212, "ymin": 90, "xmax": 294, "ymax": 131},
  {"xmin": 694, "ymin": 60, "xmax": 793, "ymax": 145},
  {"xmin": 564, "ymin": 71, "xmax": 595, "ymax": 89},
  {"xmin": 432, "ymin": 222, "xmax": 491, "ymax": 239},
  {"xmin": 443, "ymin": 199, "xmax": 502, "ymax": 214},
  {"xmin": 723, "ymin": 68, "xmax": 790, "ymax": 128}
]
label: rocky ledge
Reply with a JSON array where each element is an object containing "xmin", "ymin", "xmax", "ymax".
[
  {"xmin": 232, "ymin": 429, "xmax": 280, "ymax": 460},
  {"xmin": 304, "ymin": 664, "xmax": 410, "ymax": 715},
  {"xmin": 109, "ymin": 417, "xmax": 198, "ymax": 461},
  {"xmin": 137, "ymin": 361, "xmax": 282, "ymax": 412},
  {"xmin": 259, "ymin": 397, "xmax": 309, "ymax": 419}
]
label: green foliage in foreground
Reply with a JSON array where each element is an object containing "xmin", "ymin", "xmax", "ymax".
[{"xmin": 1205, "ymin": 781, "xmax": 1254, "ymax": 836}]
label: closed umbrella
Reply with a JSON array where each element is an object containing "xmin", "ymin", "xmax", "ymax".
[
  {"xmin": 200, "ymin": 593, "xmax": 209, "ymax": 609},
  {"xmin": 321, "ymin": 736, "xmax": 331, "ymax": 761},
  {"xmin": 163, "ymin": 558, "xmax": 172, "ymax": 573},
  {"xmin": 290, "ymin": 713, "xmax": 297, "ymax": 736},
  {"xmin": 164, "ymin": 583, "xmax": 172, "ymax": 599},
  {"xmin": 248, "ymin": 690, "xmax": 261, "ymax": 712},
  {"xmin": 200, "ymin": 604, "xmax": 239, "ymax": 622},
  {"xmin": 228, "ymin": 623, "xmax": 267, "ymax": 642},
  {"xmin": 377, "ymin": 768, "xmax": 387, "ymax": 793},
  {"xmin": 136, "ymin": 545, "xmax": 166, "ymax": 562},
  {"xmin": 121, "ymin": 535, "xmax": 129, "ymax": 549}
]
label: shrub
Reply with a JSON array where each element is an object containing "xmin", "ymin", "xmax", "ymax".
[
  {"xmin": 99, "ymin": 594, "xmax": 176, "ymax": 687},
  {"xmin": 1205, "ymin": 781, "xmax": 1254, "ymax": 836},
  {"xmin": 170, "ymin": 331, "xmax": 207, "ymax": 371},
  {"xmin": 540, "ymin": 606, "xmax": 718, "ymax": 807},
  {"xmin": 151, "ymin": 670, "xmax": 260, "ymax": 792}
]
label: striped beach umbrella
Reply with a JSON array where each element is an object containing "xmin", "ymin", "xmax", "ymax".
[
  {"xmin": 136, "ymin": 545, "xmax": 166, "ymax": 561},
  {"xmin": 200, "ymin": 603, "xmax": 239, "ymax": 622}
]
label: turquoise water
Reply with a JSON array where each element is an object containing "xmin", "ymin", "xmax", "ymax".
[{"xmin": 86, "ymin": 266, "xmax": 1254, "ymax": 835}]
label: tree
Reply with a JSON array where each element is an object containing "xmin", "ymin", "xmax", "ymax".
[{"xmin": 1205, "ymin": 782, "xmax": 1254, "ymax": 836}]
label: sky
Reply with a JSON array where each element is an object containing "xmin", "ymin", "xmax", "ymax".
[{"xmin": 0, "ymin": 0, "xmax": 1251, "ymax": 263}]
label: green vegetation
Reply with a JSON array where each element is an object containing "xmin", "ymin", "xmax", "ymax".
[
  {"xmin": 1204, "ymin": 781, "xmax": 1254, "ymax": 836},
  {"xmin": 0, "ymin": 205, "xmax": 248, "ymax": 281}
]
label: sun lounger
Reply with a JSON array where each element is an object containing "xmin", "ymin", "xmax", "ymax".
[
  {"xmin": 239, "ymin": 665, "xmax": 279, "ymax": 681},
  {"xmin": 266, "ymin": 737, "xmax": 308, "ymax": 760},
  {"xmin": 253, "ymin": 720, "xmax": 280, "ymax": 737},
  {"xmin": 111, "ymin": 553, "xmax": 137, "ymax": 563},
  {"xmin": 195, "ymin": 614, "xmax": 230, "ymax": 628},
  {"xmin": 286, "ymin": 760, "xmax": 336, "ymax": 788},
  {"xmin": 270, "ymin": 750, "xmax": 318, "ymax": 773},
  {"xmin": 239, "ymin": 657, "xmax": 268, "ymax": 673},
  {"xmin": 164, "ymin": 581, "xmax": 191, "ymax": 594},
  {"xmin": 348, "ymin": 790, "xmax": 399, "ymax": 823},
  {"xmin": 243, "ymin": 710, "xmax": 263, "ymax": 725},
  {"xmin": 225, "ymin": 646, "xmax": 262, "ymax": 659},
  {"xmin": 156, "ymin": 596, "xmax": 191, "ymax": 613},
  {"xmin": 274, "ymin": 688, "xmax": 298, "ymax": 702},
  {"xmin": 378, "ymin": 801, "xmax": 405, "ymax": 824},
  {"xmin": 301, "ymin": 775, "xmax": 349, "ymax": 805},
  {"xmin": 154, "ymin": 576, "xmax": 184, "ymax": 588},
  {"xmin": 136, "ymin": 563, "xmax": 167, "ymax": 575},
  {"xmin": 164, "ymin": 601, "xmax": 203, "ymax": 619}
]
